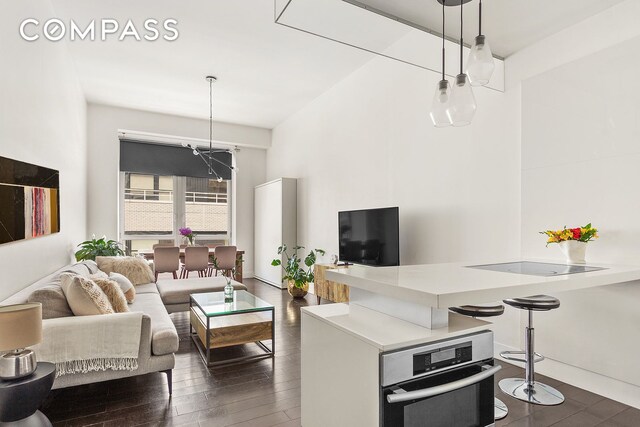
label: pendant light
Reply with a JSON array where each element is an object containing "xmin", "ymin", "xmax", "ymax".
[
  {"xmin": 429, "ymin": 1, "xmax": 452, "ymax": 127},
  {"xmin": 466, "ymin": 0, "xmax": 494, "ymax": 86},
  {"xmin": 181, "ymin": 76, "xmax": 236, "ymax": 182},
  {"xmin": 446, "ymin": 0, "xmax": 476, "ymax": 127}
]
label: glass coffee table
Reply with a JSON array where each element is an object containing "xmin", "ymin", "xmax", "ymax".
[{"xmin": 189, "ymin": 290, "xmax": 275, "ymax": 367}]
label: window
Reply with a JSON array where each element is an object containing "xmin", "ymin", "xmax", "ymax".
[{"xmin": 120, "ymin": 172, "xmax": 231, "ymax": 254}]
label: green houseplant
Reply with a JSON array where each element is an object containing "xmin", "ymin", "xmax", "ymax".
[
  {"xmin": 271, "ymin": 245, "xmax": 325, "ymax": 298},
  {"xmin": 75, "ymin": 236, "xmax": 125, "ymax": 261}
]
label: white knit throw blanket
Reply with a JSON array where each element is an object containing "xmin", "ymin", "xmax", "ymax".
[{"xmin": 33, "ymin": 312, "xmax": 143, "ymax": 377}]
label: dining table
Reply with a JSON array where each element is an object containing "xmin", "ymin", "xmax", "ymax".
[{"xmin": 138, "ymin": 248, "xmax": 245, "ymax": 283}]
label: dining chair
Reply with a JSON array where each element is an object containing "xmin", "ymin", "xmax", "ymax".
[
  {"xmin": 213, "ymin": 245, "xmax": 237, "ymax": 279},
  {"xmin": 153, "ymin": 246, "xmax": 180, "ymax": 281},
  {"xmin": 181, "ymin": 246, "xmax": 210, "ymax": 279},
  {"xmin": 152, "ymin": 243, "xmax": 174, "ymax": 249}
]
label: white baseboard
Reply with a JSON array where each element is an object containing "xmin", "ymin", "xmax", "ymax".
[{"xmin": 495, "ymin": 342, "xmax": 640, "ymax": 409}]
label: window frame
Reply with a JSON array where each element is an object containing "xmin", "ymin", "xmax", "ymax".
[{"xmin": 118, "ymin": 172, "xmax": 233, "ymax": 248}]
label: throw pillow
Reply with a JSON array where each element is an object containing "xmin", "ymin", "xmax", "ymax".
[
  {"xmin": 90, "ymin": 271, "xmax": 109, "ymax": 280},
  {"xmin": 27, "ymin": 284, "xmax": 74, "ymax": 319},
  {"xmin": 96, "ymin": 256, "xmax": 154, "ymax": 286},
  {"xmin": 108, "ymin": 272, "xmax": 136, "ymax": 303},
  {"xmin": 93, "ymin": 278, "xmax": 129, "ymax": 313},
  {"xmin": 81, "ymin": 259, "xmax": 100, "ymax": 274},
  {"xmin": 60, "ymin": 273, "xmax": 114, "ymax": 316}
]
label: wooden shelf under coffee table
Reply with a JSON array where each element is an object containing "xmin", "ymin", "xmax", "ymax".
[{"xmin": 189, "ymin": 290, "xmax": 275, "ymax": 367}]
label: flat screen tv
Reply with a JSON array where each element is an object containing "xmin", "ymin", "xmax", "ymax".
[{"xmin": 338, "ymin": 207, "xmax": 399, "ymax": 266}]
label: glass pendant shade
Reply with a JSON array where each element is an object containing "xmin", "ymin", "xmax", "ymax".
[
  {"xmin": 430, "ymin": 80, "xmax": 452, "ymax": 127},
  {"xmin": 447, "ymin": 74, "xmax": 476, "ymax": 127},
  {"xmin": 466, "ymin": 35, "xmax": 494, "ymax": 86}
]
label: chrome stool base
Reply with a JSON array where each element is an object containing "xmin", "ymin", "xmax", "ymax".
[
  {"xmin": 499, "ymin": 378, "xmax": 565, "ymax": 406},
  {"xmin": 499, "ymin": 350, "xmax": 544, "ymax": 364},
  {"xmin": 494, "ymin": 397, "xmax": 508, "ymax": 420}
]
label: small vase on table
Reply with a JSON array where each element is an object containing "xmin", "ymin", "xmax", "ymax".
[{"xmin": 224, "ymin": 277, "xmax": 234, "ymax": 303}]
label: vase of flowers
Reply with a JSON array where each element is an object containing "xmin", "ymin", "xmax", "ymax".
[
  {"xmin": 179, "ymin": 227, "xmax": 196, "ymax": 246},
  {"xmin": 540, "ymin": 223, "xmax": 598, "ymax": 264}
]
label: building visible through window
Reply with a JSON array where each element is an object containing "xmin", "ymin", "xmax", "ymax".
[{"xmin": 121, "ymin": 172, "xmax": 230, "ymax": 254}]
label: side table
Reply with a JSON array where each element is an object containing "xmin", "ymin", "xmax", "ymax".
[{"xmin": 0, "ymin": 362, "xmax": 55, "ymax": 427}]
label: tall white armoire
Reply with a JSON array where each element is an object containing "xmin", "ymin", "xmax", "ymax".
[{"xmin": 254, "ymin": 178, "xmax": 297, "ymax": 288}]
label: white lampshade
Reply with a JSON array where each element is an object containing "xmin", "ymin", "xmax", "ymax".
[
  {"xmin": 430, "ymin": 80, "xmax": 452, "ymax": 128},
  {"xmin": 446, "ymin": 74, "xmax": 476, "ymax": 127},
  {"xmin": 466, "ymin": 35, "xmax": 495, "ymax": 86}
]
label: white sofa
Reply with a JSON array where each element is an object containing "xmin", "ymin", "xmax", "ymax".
[{"xmin": 0, "ymin": 260, "xmax": 247, "ymax": 394}]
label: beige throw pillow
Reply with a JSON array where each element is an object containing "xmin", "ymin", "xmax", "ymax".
[
  {"xmin": 96, "ymin": 256, "xmax": 154, "ymax": 286},
  {"xmin": 27, "ymin": 284, "xmax": 74, "ymax": 319},
  {"xmin": 90, "ymin": 271, "xmax": 108, "ymax": 278},
  {"xmin": 60, "ymin": 273, "xmax": 114, "ymax": 316},
  {"xmin": 108, "ymin": 272, "xmax": 136, "ymax": 303},
  {"xmin": 93, "ymin": 278, "xmax": 129, "ymax": 313}
]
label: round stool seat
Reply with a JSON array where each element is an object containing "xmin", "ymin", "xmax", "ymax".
[
  {"xmin": 449, "ymin": 304, "xmax": 505, "ymax": 318},
  {"xmin": 503, "ymin": 295, "xmax": 560, "ymax": 311}
]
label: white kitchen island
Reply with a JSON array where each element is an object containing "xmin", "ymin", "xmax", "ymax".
[
  {"xmin": 325, "ymin": 260, "xmax": 640, "ymax": 328},
  {"xmin": 301, "ymin": 304, "xmax": 491, "ymax": 427},
  {"xmin": 301, "ymin": 260, "xmax": 640, "ymax": 426}
]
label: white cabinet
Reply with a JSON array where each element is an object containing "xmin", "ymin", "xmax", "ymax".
[{"xmin": 254, "ymin": 178, "xmax": 297, "ymax": 288}]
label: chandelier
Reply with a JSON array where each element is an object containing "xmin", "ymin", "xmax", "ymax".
[
  {"xmin": 430, "ymin": 0, "xmax": 495, "ymax": 127},
  {"xmin": 181, "ymin": 76, "xmax": 235, "ymax": 182}
]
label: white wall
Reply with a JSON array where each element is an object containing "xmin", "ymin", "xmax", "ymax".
[
  {"xmin": 0, "ymin": 0, "xmax": 87, "ymax": 300},
  {"xmin": 86, "ymin": 104, "xmax": 268, "ymax": 276},
  {"xmin": 505, "ymin": 0, "xmax": 640, "ymax": 407},
  {"xmin": 267, "ymin": 54, "xmax": 521, "ymax": 345}
]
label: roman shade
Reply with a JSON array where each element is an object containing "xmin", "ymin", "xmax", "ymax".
[{"xmin": 119, "ymin": 140, "xmax": 232, "ymax": 180}]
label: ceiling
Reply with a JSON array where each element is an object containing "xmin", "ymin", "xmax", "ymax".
[
  {"xmin": 49, "ymin": 0, "xmax": 625, "ymax": 129},
  {"xmin": 49, "ymin": 0, "xmax": 373, "ymax": 129},
  {"xmin": 353, "ymin": 0, "xmax": 627, "ymax": 58}
]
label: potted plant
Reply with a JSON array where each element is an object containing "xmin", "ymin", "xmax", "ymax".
[
  {"xmin": 75, "ymin": 236, "xmax": 125, "ymax": 261},
  {"xmin": 272, "ymin": 245, "xmax": 325, "ymax": 298},
  {"xmin": 540, "ymin": 223, "xmax": 599, "ymax": 264}
]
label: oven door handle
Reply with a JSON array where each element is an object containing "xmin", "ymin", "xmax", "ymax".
[{"xmin": 386, "ymin": 364, "xmax": 502, "ymax": 404}]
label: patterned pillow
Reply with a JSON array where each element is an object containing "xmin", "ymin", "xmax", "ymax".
[
  {"xmin": 108, "ymin": 272, "xmax": 136, "ymax": 303},
  {"xmin": 92, "ymin": 278, "xmax": 129, "ymax": 313},
  {"xmin": 60, "ymin": 273, "xmax": 114, "ymax": 316},
  {"xmin": 96, "ymin": 256, "xmax": 154, "ymax": 286}
]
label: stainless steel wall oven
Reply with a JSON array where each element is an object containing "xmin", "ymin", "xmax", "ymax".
[{"xmin": 381, "ymin": 331, "xmax": 500, "ymax": 427}]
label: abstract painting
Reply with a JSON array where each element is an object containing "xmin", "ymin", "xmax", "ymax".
[{"xmin": 0, "ymin": 156, "xmax": 59, "ymax": 244}]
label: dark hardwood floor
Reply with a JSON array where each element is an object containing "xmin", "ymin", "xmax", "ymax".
[{"xmin": 42, "ymin": 278, "xmax": 640, "ymax": 427}]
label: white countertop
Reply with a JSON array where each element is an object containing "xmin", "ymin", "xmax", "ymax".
[
  {"xmin": 326, "ymin": 259, "xmax": 640, "ymax": 308},
  {"xmin": 301, "ymin": 303, "xmax": 491, "ymax": 352}
]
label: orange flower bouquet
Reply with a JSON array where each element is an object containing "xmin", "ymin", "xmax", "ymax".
[{"xmin": 540, "ymin": 223, "xmax": 598, "ymax": 264}]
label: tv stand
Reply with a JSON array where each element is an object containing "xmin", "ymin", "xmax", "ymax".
[{"xmin": 314, "ymin": 264, "xmax": 350, "ymax": 305}]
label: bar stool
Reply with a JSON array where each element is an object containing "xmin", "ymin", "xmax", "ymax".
[
  {"xmin": 449, "ymin": 304, "xmax": 509, "ymax": 421},
  {"xmin": 499, "ymin": 295, "xmax": 564, "ymax": 406}
]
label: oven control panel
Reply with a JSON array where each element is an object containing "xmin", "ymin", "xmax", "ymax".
[
  {"xmin": 413, "ymin": 341, "xmax": 472, "ymax": 375},
  {"xmin": 381, "ymin": 330, "xmax": 493, "ymax": 387}
]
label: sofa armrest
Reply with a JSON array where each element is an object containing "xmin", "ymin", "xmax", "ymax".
[{"xmin": 34, "ymin": 313, "xmax": 151, "ymax": 364}]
